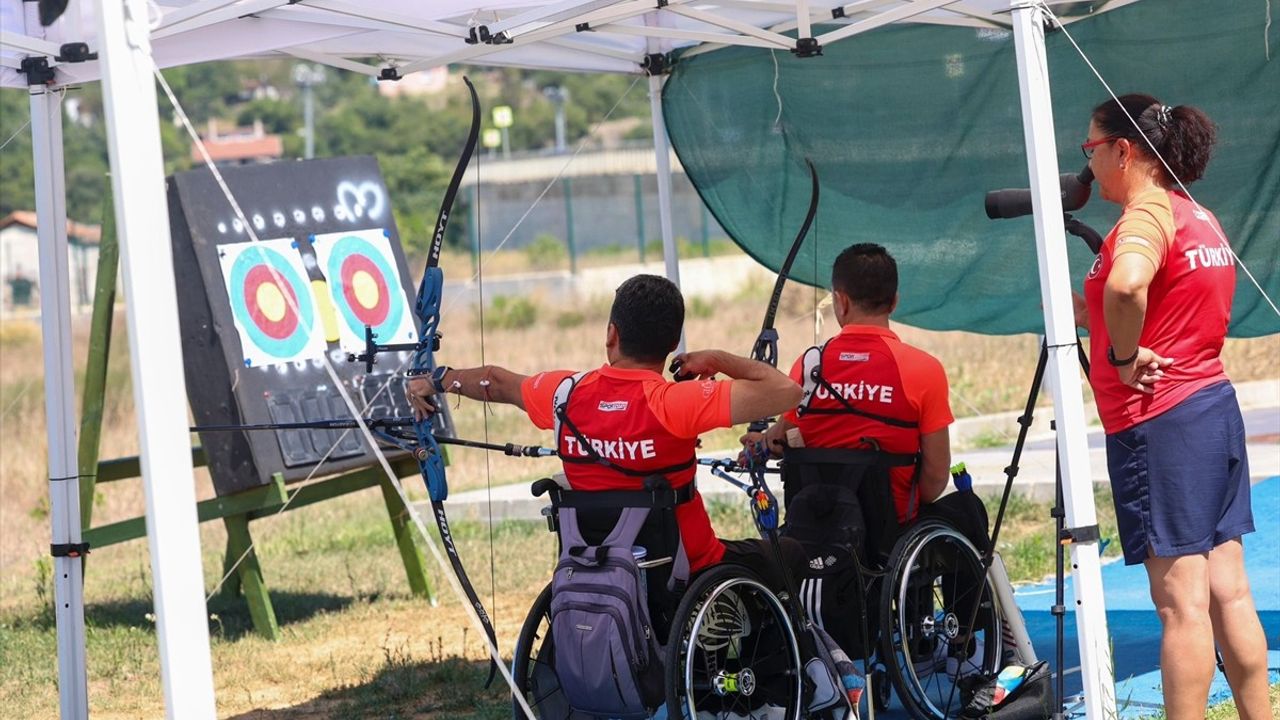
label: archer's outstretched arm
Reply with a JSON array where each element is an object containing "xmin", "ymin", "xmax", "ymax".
[
  {"xmin": 670, "ymin": 349, "xmax": 802, "ymax": 424},
  {"xmin": 406, "ymin": 365, "xmax": 528, "ymax": 419}
]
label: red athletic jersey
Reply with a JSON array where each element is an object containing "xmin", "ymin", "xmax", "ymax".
[
  {"xmin": 783, "ymin": 325, "xmax": 953, "ymax": 523},
  {"xmin": 1084, "ymin": 189, "xmax": 1234, "ymax": 433},
  {"xmin": 522, "ymin": 365, "xmax": 734, "ymax": 571}
]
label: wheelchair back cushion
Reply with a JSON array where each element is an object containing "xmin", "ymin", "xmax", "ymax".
[
  {"xmin": 782, "ymin": 449, "xmax": 905, "ymax": 565},
  {"xmin": 781, "ymin": 450, "xmax": 905, "ymax": 658},
  {"xmin": 550, "ymin": 506, "xmax": 667, "ymax": 717}
]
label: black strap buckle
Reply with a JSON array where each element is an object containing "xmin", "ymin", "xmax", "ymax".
[
  {"xmin": 1059, "ymin": 524, "xmax": 1100, "ymax": 545},
  {"xmin": 51, "ymin": 542, "xmax": 90, "ymax": 558}
]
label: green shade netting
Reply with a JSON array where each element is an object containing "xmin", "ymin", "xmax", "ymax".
[{"xmin": 662, "ymin": 0, "xmax": 1279, "ymax": 337}]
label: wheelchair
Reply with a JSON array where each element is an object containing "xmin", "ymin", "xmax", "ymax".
[
  {"xmin": 778, "ymin": 447, "xmax": 1006, "ymax": 720},
  {"xmin": 511, "ymin": 475, "xmax": 810, "ymax": 720},
  {"xmin": 511, "ymin": 450, "xmax": 1010, "ymax": 720}
]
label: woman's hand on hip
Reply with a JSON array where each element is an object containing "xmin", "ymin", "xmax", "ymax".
[{"xmin": 1119, "ymin": 347, "xmax": 1174, "ymax": 393}]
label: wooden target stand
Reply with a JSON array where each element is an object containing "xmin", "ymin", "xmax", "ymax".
[{"xmin": 74, "ymin": 209, "xmax": 435, "ymax": 640}]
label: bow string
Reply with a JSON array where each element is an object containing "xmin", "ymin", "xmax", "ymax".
[
  {"xmin": 743, "ymin": 157, "xmax": 819, "ymax": 596},
  {"xmin": 403, "ymin": 76, "xmax": 504, "ymax": 687}
]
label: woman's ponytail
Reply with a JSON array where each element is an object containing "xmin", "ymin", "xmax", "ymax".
[{"xmin": 1092, "ymin": 94, "xmax": 1218, "ymax": 185}]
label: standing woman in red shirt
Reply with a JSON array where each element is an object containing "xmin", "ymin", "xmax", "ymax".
[{"xmin": 1078, "ymin": 94, "xmax": 1270, "ymax": 720}]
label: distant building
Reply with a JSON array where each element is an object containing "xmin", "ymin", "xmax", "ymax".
[
  {"xmin": 0, "ymin": 211, "xmax": 102, "ymax": 315},
  {"xmin": 239, "ymin": 77, "xmax": 281, "ymax": 102},
  {"xmin": 193, "ymin": 118, "xmax": 284, "ymax": 166}
]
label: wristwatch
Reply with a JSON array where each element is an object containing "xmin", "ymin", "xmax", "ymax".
[
  {"xmin": 1106, "ymin": 346, "xmax": 1139, "ymax": 366},
  {"xmin": 430, "ymin": 365, "xmax": 452, "ymax": 393}
]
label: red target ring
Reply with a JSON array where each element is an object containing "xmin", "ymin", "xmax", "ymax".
[
  {"xmin": 243, "ymin": 264, "xmax": 300, "ymax": 340},
  {"xmin": 339, "ymin": 253, "xmax": 391, "ymax": 329}
]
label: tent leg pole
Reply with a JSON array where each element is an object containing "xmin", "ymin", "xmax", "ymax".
[
  {"xmin": 30, "ymin": 76, "xmax": 90, "ymax": 720},
  {"xmin": 648, "ymin": 71, "xmax": 684, "ymax": 353},
  {"xmin": 1010, "ymin": 3, "xmax": 1116, "ymax": 718},
  {"xmin": 96, "ymin": 0, "xmax": 217, "ymax": 716}
]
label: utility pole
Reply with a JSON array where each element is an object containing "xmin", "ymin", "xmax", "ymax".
[
  {"xmin": 543, "ymin": 85, "xmax": 569, "ymax": 154},
  {"xmin": 292, "ymin": 64, "xmax": 325, "ymax": 159}
]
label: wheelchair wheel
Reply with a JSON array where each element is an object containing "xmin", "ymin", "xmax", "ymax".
[
  {"xmin": 665, "ymin": 564, "xmax": 803, "ymax": 720},
  {"xmin": 879, "ymin": 522, "xmax": 1002, "ymax": 720},
  {"xmin": 511, "ymin": 583, "xmax": 592, "ymax": 719}
]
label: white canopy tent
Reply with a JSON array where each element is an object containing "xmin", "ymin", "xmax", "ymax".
[{"xmin": 1, "ymin": 1, "xmax": 1131, "ymax": 717}]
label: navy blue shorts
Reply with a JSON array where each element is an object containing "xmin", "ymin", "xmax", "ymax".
[{"xmin": 1105, "ymin": 381, "xmax": 1253, "ymax": 566}]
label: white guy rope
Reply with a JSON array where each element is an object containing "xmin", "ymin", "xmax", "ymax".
[
  {"xmin": 152, "ymin": 65, "xmax": 537, "ymax": 718},
  {"xmin": 1040, "ymin": 1, "xmax": 1280, "ymax": 322}
]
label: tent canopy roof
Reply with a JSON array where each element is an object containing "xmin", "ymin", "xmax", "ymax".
[{"xmin": 1, "ymin": 0, "xmax": 1137, "ymax": 87}]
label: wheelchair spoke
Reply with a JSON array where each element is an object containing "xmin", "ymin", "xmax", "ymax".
[{"xmin": 882, "ymin": 525, "xmax": 1005, "ymax": 719}]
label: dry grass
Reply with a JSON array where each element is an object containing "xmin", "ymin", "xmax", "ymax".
[
  {"xmin": 431, "ymin": 237, "xmax": 739, "ymax": 280},
  {"xmin": 1, "ymin": 257, "xmax": 1276, "ymax": 718}
]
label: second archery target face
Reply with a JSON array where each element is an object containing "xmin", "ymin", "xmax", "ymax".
[
  {"xmin": 218, "ymin": 239, "xmax": 326, "ymax": 367},
  {"xmin": 311, "ymin": 229, "xmax": 418, "ymax": 354}
]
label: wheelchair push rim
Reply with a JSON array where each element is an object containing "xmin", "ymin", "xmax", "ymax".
[
  {"xmin": 666, "ymin": 565, "xmax": 804, "ymax": 720},
  {"xmin": 881, "ymin": 522, "xmax": 1003, "ymax": 720}
]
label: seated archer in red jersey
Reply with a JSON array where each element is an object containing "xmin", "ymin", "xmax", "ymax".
[
  {"xmin": 406, "ymin": 274, "xmax": 805, "ymax": 582},
  {"xmin": 743, "ymin": 243, "xmax": 956, "ymax": 527}
]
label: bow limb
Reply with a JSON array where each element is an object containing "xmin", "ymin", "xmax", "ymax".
[
  {"xmin": 738, "ymin": 159, "xmax": 823, "ymax": 653},
  {"xmin": 748, "ymin": 158, "xmax": 819, "ymax": 431},
  {"xmin": 743, "ymin": 157, "xmax": 819, "ymax": 569},
  {"xmin": 407, "ymin": 76, "xmax": 504, "ymax": 689}
]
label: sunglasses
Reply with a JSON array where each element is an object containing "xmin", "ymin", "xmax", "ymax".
[{"xmin": 1081, "ymin": 136, "xmax": 1118, "ymax": 159}]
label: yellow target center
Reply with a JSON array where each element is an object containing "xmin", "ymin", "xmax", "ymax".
[
  {"xmin": 256, "ymin": 282, "xmax": 288, "ymax": 322},
  {"xmin": 352, "ymin": 270, "xmax": 380, "ymax": 309}
]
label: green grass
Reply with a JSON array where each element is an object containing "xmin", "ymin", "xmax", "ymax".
[
  {"xmin": 0, "ymin": 488, "xmax": 557, "ymax": 719},
  {"xmin": 981, "ymin": 486, "xmax": 1123, "ymax": 584},
  {"xmin": 0, "ymin": 476, "xmax": 1267, "ymax": 718}
]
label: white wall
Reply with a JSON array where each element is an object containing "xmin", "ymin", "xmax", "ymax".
[{"xmin": 0, "ymin": 226, "xmax": 100, "ymax": 315}]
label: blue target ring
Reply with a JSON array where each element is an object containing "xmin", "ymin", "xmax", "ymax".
[
  {"xmin": 228, "ymin": 246, "xmax": 315, "ymax": 360},
  {"xmin": 324, "ymin": 234, "xmax": 405, "ymax": 340}
]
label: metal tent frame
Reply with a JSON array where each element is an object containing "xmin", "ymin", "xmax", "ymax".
[{"xmin": 2, "ymin": 1, "xmax": 1129, "ymax": 717}]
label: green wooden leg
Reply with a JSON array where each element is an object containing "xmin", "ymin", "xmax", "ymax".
[
  {"xmin": 219, "ymin": 533, "xmax": 243, "ymax": 601},
  {"xmin": 378, "ymin": 477, "xmax": 436, "ymax": 606},
  {"xmin": 77, "ymin": 187, "xmax": 120, "ymax": 574},
  {"xmin": 222, "ymin": 514, "xmax": 279, "ymax": 640}
]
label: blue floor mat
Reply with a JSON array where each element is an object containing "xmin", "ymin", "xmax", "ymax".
[{"xmin": 1012, "ymin": 475, "xmax": 1280, "ymax": 718}]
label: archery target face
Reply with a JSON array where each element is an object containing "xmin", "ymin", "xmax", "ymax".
[
  {"xmin": 311, "ymin": 229, "xmax": 417, "ymax": 354},
  {"xmin": 218, "ymin": 239, "xmax": 326, "ymax": 367}
]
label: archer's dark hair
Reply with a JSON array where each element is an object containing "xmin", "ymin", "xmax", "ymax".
[
  {"xmin": 609, "ymin": 274, "xmax": 684, "ymax": 363},
  {"xmin": 1091, "ymin": 93, "xmax": 1217, "ymax": 184},
  {"xmin": 831, "ymin": 243, "xmax": 897, "ymax": 314}
]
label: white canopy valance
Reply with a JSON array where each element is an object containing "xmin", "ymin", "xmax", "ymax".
[{"xmin": 1, "ymin": 0, "xmax": 1135, "ymax": 86}]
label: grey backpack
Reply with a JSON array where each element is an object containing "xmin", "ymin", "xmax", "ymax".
[{"xmin": 550, "ymin": 506, "xmax": 667, "ymax": 718}]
